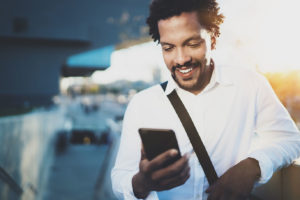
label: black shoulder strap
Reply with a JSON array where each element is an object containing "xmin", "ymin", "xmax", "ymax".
[
  {"xmin": 160, "ymin": 82, "xmax": 218, "ymax": 185},
  {"xmin": 160, "ymin": 81, "xmax": 168, "ymax": 92}
]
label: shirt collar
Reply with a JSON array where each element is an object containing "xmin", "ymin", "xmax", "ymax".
[{"xmin": 164, "ymin": 63, "xmax": 233, "ymax": 95}]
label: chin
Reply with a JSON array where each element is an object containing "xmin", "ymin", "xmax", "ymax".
[{"xmin": 176, "ymin": 79, "xmax": 198, "ymax": 91}]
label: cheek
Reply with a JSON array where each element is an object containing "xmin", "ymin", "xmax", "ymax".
[
  {"xmin": 192, "ymin": 48, "xmax": 207, "ymax": 60},
  {"xmin": 162, "ymin": 53, "xmax": 174, "ymax": 70}
]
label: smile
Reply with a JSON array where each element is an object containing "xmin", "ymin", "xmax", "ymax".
[{"xmin": 178, "ymin": 67, "xmax": 193, "ymax": 74}]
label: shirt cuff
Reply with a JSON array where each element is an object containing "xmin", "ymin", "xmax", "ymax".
[{"xmin": 248, "ymin": 151, "xmax": 274, "ymax": 184}]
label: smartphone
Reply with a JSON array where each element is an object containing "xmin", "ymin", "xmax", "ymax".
[{"xmin": 138, "ymin": 128, "xmax": 181, "ymax": 167}]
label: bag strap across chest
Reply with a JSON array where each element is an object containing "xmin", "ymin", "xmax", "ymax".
[{"xmin": 160, "ymin": 81, "xmax": 218, "ymax": 185}]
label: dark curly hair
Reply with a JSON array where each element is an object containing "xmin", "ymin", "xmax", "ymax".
[{"xmin": 146, "ymin": 0, "xmax": 224, "ymax": 44}]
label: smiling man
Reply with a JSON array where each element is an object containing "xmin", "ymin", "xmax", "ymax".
[
  {"xmin": 111, "ymin": 0, "xmax": 300, "ymax": 199},
  {"xmin": 158, "ymin": 11, "xmax": 213, "ymax": 94}
]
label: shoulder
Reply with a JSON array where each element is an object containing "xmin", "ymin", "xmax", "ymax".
[
  {"xmin": 219, "ymin": 66, "xmax": 267, "ymax": 87},
  {"xmin": 123, "ymin": 84, "xmax": 168, "ymax": 123},
  {"xmin": 219, "ymin": 66, "xmax": 260, "ymax": 80},
  {"xmin": 133, "ymin": 84, "xmax": 163, "ymax": 100},
  {"xmin": 127, "ymin": 84, "xmax": 165, "ymax": 109}
]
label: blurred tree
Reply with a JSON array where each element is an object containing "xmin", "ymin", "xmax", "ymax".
[{"xmin": 264, "ymin": 70, "xmax": 300, "ymax": 123}]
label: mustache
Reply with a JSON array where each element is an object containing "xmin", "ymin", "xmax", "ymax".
[{"xmin": 171, "ymin": 61, "xmax": 201, "ymax": 72}]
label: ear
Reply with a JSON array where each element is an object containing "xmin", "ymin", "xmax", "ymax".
[{"xmin": 211, "ymin": 36, "xmax": 216, "ymax": 50}]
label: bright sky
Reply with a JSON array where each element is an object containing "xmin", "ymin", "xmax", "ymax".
[
  {"xmin": 92, "ymin": 0, "xmax": 300, "ymax": 84},
  {"xmin": 92, "ymin": 42, "xmax": 168, "ymax": 84},
  {"xmin": 217, "ymin": 0, "xmax": 300, "ymax": 72}
]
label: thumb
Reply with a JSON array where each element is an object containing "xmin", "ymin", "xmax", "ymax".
[{"xmin": 205, "ymin": 184, "xmax": 215, "ymax": 193}]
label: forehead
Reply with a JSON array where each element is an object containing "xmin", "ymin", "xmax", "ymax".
[{"xmin": 158, "ymin": 11, "xmax": 203, "ymax": 42}]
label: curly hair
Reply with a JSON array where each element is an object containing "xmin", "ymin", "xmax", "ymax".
[{"xmin": 146, "ymin": 0, "xmax": 224, "ymax": 43}]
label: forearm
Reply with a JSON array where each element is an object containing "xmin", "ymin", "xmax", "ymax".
[
  {"xmin": 249, "ymin": 135, "xmax": 300, "ymax": 183},
  {"xmin": 253, "ymin": 74, "xmax": 300, "ymax": 182},
  {"xmin": 245, "ymin": 157, "xmax": 261, "ymax": 181},
  {"xmin": 206, "ymin": 157, "xmax": 262, "ymax": 199}
]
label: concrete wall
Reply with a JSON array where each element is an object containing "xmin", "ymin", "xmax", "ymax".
[
  {"xmin": 0, "ymin": 109, "xmax": 66, "ymax": 200},
  {"xmin": 0, "ymin": 0, "xmax": 149, "ymax": 107},
  {"xmin": 0, "ymin": 39, "xmax": 91, "ymax": 107},
  {"xmin": 0, "ymin": 0, "xmax": 149, "ymax": 43},
  {"xmin": 253, "ymin": 165, "xmax": 300, "ymax": 200}
]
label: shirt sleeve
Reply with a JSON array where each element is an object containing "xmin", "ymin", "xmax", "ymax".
[
  {"xmin": 111, "ymin": 95, "xmax": 159, "ymax": 200},
  {"xmin": 248, "ymin": 74, "xmax": 300, "ymax": 184}
]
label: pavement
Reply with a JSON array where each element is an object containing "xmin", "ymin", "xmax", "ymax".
[
  {"xmin": 41, "ymin": 95, "xmax": 125, "ymax": 200},
  {"xmin": 42, "ymin": 144, "xmax": 110, "ymax": 200}
]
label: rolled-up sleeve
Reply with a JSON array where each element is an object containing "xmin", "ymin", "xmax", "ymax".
[{"xmin": 249, "ymin": 74, "xmax": 300, "ymax": 184}]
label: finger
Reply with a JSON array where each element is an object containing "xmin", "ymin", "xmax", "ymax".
[
  {"xmin": 146, "ymin": 149, "xmax": 179, "ymax": 172},
  {"xmin": 158, "ymin": 164, "xmax": 190, "ymax": 186},
  {"xmin": 157, "ymin": 171, "xmax": 190, "ymax": 191},
  {"xmin": 139, "ymin": 158, "xmax": 150, "ymax": 174},
  {"xmin": 155, "ymin": 165, "xmax": 190, "ymax": 191},
  {"xmin": 151, "ymin": 154, "xmax": 189, "ymax": 181},
  {"xmin": 141, "ymin": 145, "xmax": 147, "ymax": 160},
  {"xmin": 205, "ymin": 180, "xmax": 220, "ymax": 193},
  {"xmin": 206, "ymin": 185, "xmax": 214, "ymax": 193},
  {"xmin": 206, "ymin": 181, "xmax": 218, "ymax": 193},
  {"xmin": 207, "ymin": 183, "xmax": 222, "ymax": 200}
]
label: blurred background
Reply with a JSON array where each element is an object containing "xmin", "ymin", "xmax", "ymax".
[{"xmin": 0, "ymin": 0, "xmax": 300, "ymax": 200}]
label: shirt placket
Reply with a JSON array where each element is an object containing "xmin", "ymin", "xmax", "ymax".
[{"xmin": 181, "ymin": 93, "xmax": 208, "ymax": 199}]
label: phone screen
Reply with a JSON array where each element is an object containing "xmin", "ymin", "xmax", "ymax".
[{"xmin": 139, "ymin": 128, "xmax": 181, "ymax": 167}]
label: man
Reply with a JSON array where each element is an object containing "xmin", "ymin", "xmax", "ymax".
[{"xmin": 111, "ymin": 0, "xmax": 300, "ymax": 199}]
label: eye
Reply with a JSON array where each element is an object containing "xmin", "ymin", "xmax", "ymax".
[
  {"xmin": 187, "ymin": 39, "xmax": 204, "ymax": 48},
  {"xmin": 162, "ymin": 45, "xmax": 174, "ymax": 52},
  {"xmin": 189, "ymin": 43, "xmax": 201, "ymax": 47}
]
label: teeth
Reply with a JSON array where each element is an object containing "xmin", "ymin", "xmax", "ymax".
[{"xmin": 178, "ymin": 67, "xmax": 192, "ymax": 74}]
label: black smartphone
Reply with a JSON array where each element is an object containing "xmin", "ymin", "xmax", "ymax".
[{"xmin": 138, "ymin": 128, "xmax": 181, "ymax": 167}]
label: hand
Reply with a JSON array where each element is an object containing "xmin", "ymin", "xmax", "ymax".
[
  {"xmin": 206, "ymin": 158, "xmax": 261, "ymax": 200},
  {"xmin": 132, "ymin": 148, "xmax": 191, "ymax": 199}
]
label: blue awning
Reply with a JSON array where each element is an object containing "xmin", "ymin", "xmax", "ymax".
[{"xmin": 66, "ymin": 45, "xmax": 115, "ymax": 68}]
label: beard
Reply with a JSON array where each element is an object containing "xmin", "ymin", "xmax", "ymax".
[{"xmin": 171, "ymin": 59, "xmax": 210, "ymax": 92}]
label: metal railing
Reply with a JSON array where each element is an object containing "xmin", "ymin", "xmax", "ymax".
[{"xmin": 0, "ymin": 166, "xmax": 23, "ymax": 196}]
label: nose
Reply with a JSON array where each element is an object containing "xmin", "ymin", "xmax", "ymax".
[{"xmin": 174, "ymin": 48, "xmax": 191, "ymax": 66}]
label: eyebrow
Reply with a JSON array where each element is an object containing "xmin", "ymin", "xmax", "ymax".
[
  {"xmin": 160, "ymin": 42, "xmax": 173, "ymax": 46},
  {"xmin": 160, "ymin": 35, "xmax": 203, "ymax": 46}
]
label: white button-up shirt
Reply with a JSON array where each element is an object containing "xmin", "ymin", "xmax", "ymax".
[{"xmin": 111, "ymin": 65, "xmax": 300, "ymax": 200}]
